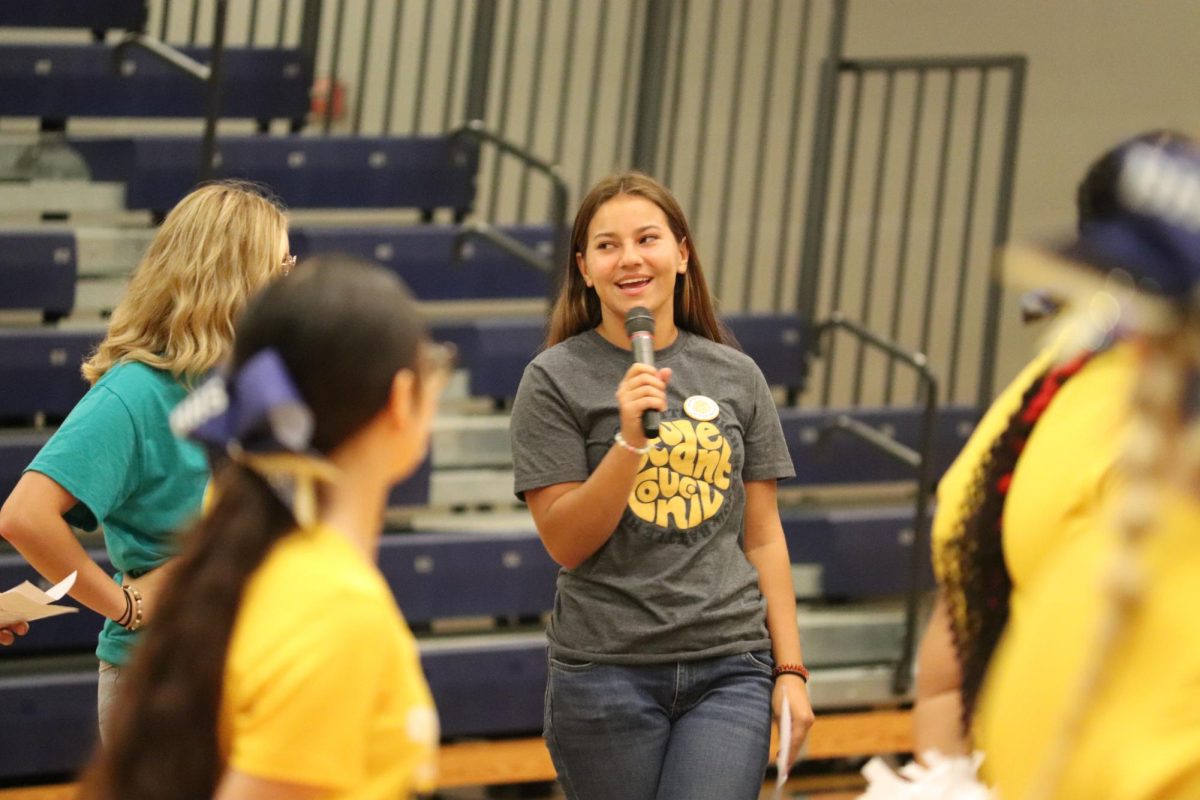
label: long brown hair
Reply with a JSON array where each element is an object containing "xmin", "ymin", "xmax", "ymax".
[
  {"xmin": 544, "ymin": 171, "xmax": 733, "ymax": 348},
  {"xmin": 77, "ymin": 256, "xmax": 429, "ymax": 800}
]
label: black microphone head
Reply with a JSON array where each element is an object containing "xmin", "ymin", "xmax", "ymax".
[{"xmin": 624, "ymin": 306, "xmax": 655, "ymax": 335}]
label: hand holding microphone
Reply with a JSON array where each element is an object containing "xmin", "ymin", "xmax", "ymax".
[{"xmin": 616, "ymin": 307, "xmax": 671, "ymax": 447}]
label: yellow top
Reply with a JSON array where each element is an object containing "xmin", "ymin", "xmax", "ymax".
[
  {"xmin": 931, "ymin": 345, "xmax": 1055, "ymax": 595},
  {"xmin": 221, "ymin": 524, "xmax": 438, "ymax": 798},
  {"xmin": 977, "ymin": 483, "xmax": 1200, "ymax": 800}
]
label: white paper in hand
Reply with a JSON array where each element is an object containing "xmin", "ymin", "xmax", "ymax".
[
  {"xmin": 773, "ymin": 699, "xmax": 792, "ymax": 800},
  {"xmin": 0, "ymin": 571, "xmax": 78, "ymax": 627}
]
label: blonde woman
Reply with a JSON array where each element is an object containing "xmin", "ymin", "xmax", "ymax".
[{"xmin": 0, "ymin": 181, "xmax": 290, "ymax": 736}]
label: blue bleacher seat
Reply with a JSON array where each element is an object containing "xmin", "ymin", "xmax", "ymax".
[
  {"xmin": 0, "ymin": 1, "xmax": 148, "ymax": 32},
  {"xmin": 70, "ymin": 135, "xmax": 482, "ymax": 215},
  {"xmin": 0, "ymin": 328, "xmax": 100, "ymax": 420},
  {"xmin": 0, "ymin": 45, "xmax": 310, "ymax": 121},
  {"xmin": 0, "ymin": 667, "xmax": 98, "ymax": 781},
  {"xmin": 438, "ymin": 313, "xmax": 809, "ymax": 399},
  {"xmin": 0, "ymin": 495, "xmax": 934, "ymax": 766},
  {"xmin": 377, "ymin": 531, "xmax": 558, "ymax": 626},
  {"xmin": 291, "ymin": 225, "xmax": 553, "ymax": 301},
  {"xmin": 0, "ymin": 230, "xmax": 76, "ymax": 320},
  {"xmin": 423, "ymin": 635, "xmax": 547, "ymax": 738},
  {"xmin": 0, "ymin": 501, "xmax": 932, "ymax": 660},
  {"xmin": 783, "ymin": 506, "xmax": 935, "ymax": 598},
  {"xmin": 780, "ymin": 404, "xmax": 977, "ymax": 486},
  {"xmin": 0, "ymin": 431, "xmax": 51, "ymax": 502}
]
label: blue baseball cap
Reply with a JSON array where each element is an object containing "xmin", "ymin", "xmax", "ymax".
[{"xmin": 1056, "ymin": 138, "xmax": 1200, "ymax": 301}]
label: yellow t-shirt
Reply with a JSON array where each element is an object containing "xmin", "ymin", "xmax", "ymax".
[
  {"xmin": 221, "ymin": 524, "xmax": 438, "ymax": 798},
  {"xmin": 932, "ymin": 342, "xmax": 1132, "ymax": 635},
  {"xmin": 977, "ymin": 485, "xmax": 1200, "ymax": 799}
]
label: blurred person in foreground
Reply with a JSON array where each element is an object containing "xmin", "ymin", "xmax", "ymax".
[
  {"xmin": 78, "ymin": 255, "xmax": 451, "ymax": 800},
  {"xmin": 977, "ymin": 133, "xmax": 1200, "ymax": 800},
  {"xmin": 913, "ymin": 131, "xmax": 1193, "ymax": 760}
]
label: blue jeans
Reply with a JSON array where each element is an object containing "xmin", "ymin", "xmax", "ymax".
[{"xmin": 544, "ymin": 650, "xmax": 774, "ymax": 800}]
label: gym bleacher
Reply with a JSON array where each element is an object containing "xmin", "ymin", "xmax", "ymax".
[{"xmin": 0, "ymin": 1, "xmax": 1030, "ymax": 795}]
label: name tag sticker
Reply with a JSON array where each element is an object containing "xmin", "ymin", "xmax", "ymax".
[{"xmin": 683, "ymin": 395, "xmax": 719, "ymax": 422}]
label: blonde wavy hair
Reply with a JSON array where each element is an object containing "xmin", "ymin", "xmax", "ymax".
[{"xmin": 83, "ymin": 181, "xmax": 288, "ymax": 385}]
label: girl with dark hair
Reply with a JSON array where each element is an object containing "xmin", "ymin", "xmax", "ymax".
[
  {"xmin": 77, "ymin": 256, "xmax": 450, "ymax": 800},
  {"xmin": 913, "ymin": 131, "xmax": 1195, "ymax": 762},
  {"xmin": 510, "ymin": 172, "xmax": 813, "ymax": 800}
]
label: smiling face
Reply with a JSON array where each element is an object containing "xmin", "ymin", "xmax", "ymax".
[{"xmin": 576, "ymin": 194, "xmax": 689, "ymax": 347}]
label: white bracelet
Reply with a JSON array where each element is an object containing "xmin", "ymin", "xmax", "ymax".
[{"xmin": 614, "ymin": 430, "xmax": 657, "ymax": 455}]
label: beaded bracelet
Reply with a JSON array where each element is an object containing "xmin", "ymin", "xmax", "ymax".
[
  {"xmin": 120, "ymin": 584, "xmax": 144, "ymax": 632},
  {"xmin": 772, "ymin": 662, "xmax": 810, "ymax": 683},
  {"xmin": 614, "ymin": 431, "xmax": 657, "ymax": 455}
]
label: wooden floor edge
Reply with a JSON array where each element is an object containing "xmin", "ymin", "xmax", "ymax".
[
  {"xmin": 0, "ymin": 709, "xmax": 911, "ymax": 796},
  {"xmin": 437, "ymin": 708, "xmax": 912, "ymax": 789}
]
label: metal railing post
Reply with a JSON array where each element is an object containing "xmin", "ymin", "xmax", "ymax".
[
  {"xmin": 796, "ymin": 0, "xmax": 849, "ymax": 327},
  {"xmin": 977, "ymin": 57, "xmax": 1027, "ymax": 406},
  {"xmin": 630, "ymin": 0, "xmax": 674, "ymax": 174},
  {"xmin": 463, "ymin": 0, "xmax": 499, "ymax": 124},
  {"xmin": 198, "ymin": 0, "xmax": 229, "ymax": 182}
]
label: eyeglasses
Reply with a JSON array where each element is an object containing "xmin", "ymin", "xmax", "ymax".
[{"xmin": 281, "ymin": 253, "xmax": 297, "ymax": 276}]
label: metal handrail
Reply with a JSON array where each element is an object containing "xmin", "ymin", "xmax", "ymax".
[
  {"xmin": 453, "ymin": 221, "xmax": 554, "ymax": 282},
  {"xmin": 111, "ymin": 0, "xmax": 229, "ymax": 184},
  {"xmin": 815, "ymin": 312, "xmax": 939, "ymax": 696},
  {"xmin": 450, "ymin": 120, "xmax": 571, "ymax": 274}
]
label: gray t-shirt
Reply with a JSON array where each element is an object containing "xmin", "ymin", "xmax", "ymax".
[{"xmin": 510, "ymin": 329, "xmax": 796, "ymax": 663}]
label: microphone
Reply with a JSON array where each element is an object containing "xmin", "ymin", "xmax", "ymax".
[{"xmin": 624, "ymin": 306, "xmax": 659, "ymax": 440}]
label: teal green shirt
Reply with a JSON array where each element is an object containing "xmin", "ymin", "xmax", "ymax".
[{"xmin": 26, "ymin": 361, "xmax": 209, "ymax": 665}]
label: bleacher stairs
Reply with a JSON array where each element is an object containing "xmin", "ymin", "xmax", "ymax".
[{"xmin": 0, "ymin": 3, "xmax": 976, "ymax": 789}]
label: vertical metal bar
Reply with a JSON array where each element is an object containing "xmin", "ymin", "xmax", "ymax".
[
  {"xmin": 851, "ymin": 69, "xmax": 896, "ymax": 405},
  {"xmin": 741, "ymin": 0, "xmax": 783, "ymax": 311},
  {"xmin": 298, "ymin": 0, "xmax": 323, "ymax": 69},
  {"xmin": 464, "ymin": 0, "xmax": 499, "ymax": 123},
  {"xmin": 714, "ymin": 1, "xmax": 751, "ymax": 300},
  {"xmin": 893, "ymin": 369, "xmax": 939, "ymax": 695},
  {"xmin": 772, "ymin": 0, "xmax": 814, "ymax": 313},
  {"xmin": 688, "ymin": 0, "xmax": 722, "ymax": 227},
  {"xmin": 977, "ymin": 59, "xmax": 1026, "ymax": 407},
  {"xmin": 160, "ymin": 0, "xmax": 171, "ymax": 40},
  {"xmin": 613, "ymin": 0, "xmax": 643, "ymax": 169},
  {"xmin": 630, "ymin": 0, "xmax": 674, "ymax": 174},
  {"xmin": 796, "ymin": 0, "xmax": 849, "ymax": 334},
  {"xmin": 188, "ymin": 0, "xmax": 201, "ymax": 44},
  {"xmin": 517, "ymin": 0, "xmax": 551, "ymax": 220},
  {"xmin": 578, "ymin": 1, "xmax": 612, "ymax": 192},
  {"xmin": 819, "ymin": 68, "xmax": 864, "ymax": 407},
  {"xmin": 276, "ymin": 0, "xmax": 288, "ymax": 46},
  {"xmin": 442, "ymin": 0, "xmax": 467, "ymax": 131},
  {"xmin": 247, "ymin": 0, "xmax": 260, "ymax": 44},
  {"xmin": 486, "ymin": 0, "xmax": 521, "ymax": 217},
  {"xmin": 915, "ymin": 69, "xmax": 958, "ymax": 397},
  {"xmin": 351, "ymin": 0, "xmax": 376, "ymax": 135},
  {"xmin": 551, "ymin": 2, "xmax": 580, "ymax": 165},
  {"xmin": 883, "ymin": 69, "xmax": 927, "ymax": 404},
  {"xmin": 661, "ymin": 0, "xmax": 690, "ymax": 186},
  {"xmin": 947, "ymin": 68, "xmax": 989, "ymax": 402},
  {"xmin": 199, "ymin": 0, "xmax": 229, "ymax": 183},
  {"xmin": 412, "ymin": 0, "xmax": 436, "ymax": 133},
  {"xmin": 382, "ymin": 1, "xmax": 406, "ymax": 135},
  {"xmin": 322, "ymin": 0, "xmax": 348, "ymax": 134}
]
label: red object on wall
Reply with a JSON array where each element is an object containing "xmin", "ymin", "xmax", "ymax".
[{"xmin": 310, "ymin": 77, "xmax": 347, "ymax": 121}]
